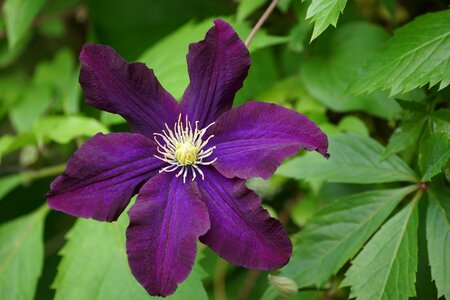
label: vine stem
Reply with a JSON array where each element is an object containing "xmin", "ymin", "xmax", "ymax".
[{"xmin": 244, "ymin": 0, "xmax": 279, "ymax": 47}]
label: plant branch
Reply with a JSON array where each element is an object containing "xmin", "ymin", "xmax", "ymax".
[{"xmin": 245, "ymin": 0, "xmax": 279, "ymax": 47}]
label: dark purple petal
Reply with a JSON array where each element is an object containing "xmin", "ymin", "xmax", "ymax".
[
  {"xmin": 198, "ymin": 167, "xmax": 292, "ymax": 269},
  {"xmin": 126, "ymin": 173, "xmax": 210, "ymax": 297},
  {"xmin": 180, "ymin": 19, "xmax": 250, "ymax": 127},
  {"xmin": 79, "ymin": 44, "xmax": 180, "ymax": 136},
  {"xmin": 47, "ymin": 133, "xmax": 162, "ymax": 222},
  {"xmin": 209, "ymin": 101, "xmax": 329, "ymax": 179}
]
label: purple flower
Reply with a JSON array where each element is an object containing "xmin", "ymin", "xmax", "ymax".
[{"xmin": 47, "ymin": 19, "xmax": 329, "ymax": 297}]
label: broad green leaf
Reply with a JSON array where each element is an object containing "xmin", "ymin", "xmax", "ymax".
[
  {"xmin": 305, "ymin": 0, "xmax": 348, "ymax": 40},
  {"xmin": 301, "ymin": 22, "xmax": 400, "ymax": 119},
  {"xmin": 383, "ymin": 114, "xmax": 427, "ymax": 157},
  {"xmin": 0, "ymin": 173, "xmax": 26, "ymax": 201},
  {"xmin": 281, "ymin": 186, "xmax": 417, "ymax": 288},
  {"xmin": 3, "ymin": 0, "xmax": 46, "ymax": 49},
  {"xmin": 419, "ymin": 132, "xmax": 450, "ymax": 181},
  {"xmin": 277, "ymin": 133, "xmax": 418, "ymax": 184},
  {"xmin": 351, "ymin": 10, "xmax": 450, "ymax": 95},
  {"xmin": 427, "ymin": 184, "xmax": 450, "ymax": 299},
  {"xmin": 0, "ymin": 207, "xmax": 47, "ymax": 300},
  {"xmin": 139, "ymin": 17, "xmax": 287, "ymax": 100},
  {"xmin": 337, "ymin": 116, "xmax": 369, "ymax": 137},
  {"xmin": 32, "ymin": 116, "xmax": 108, "ymax": 144},
  {"xmin": 342, "ymin": 198, "xmax": 419, "ymax": 300},
  {"xmin": 53, "ymin": 212, "xmax": 208, "ymax": 300},
  {"xmin": 236, "ymin": 0, "xmax": 267, "ymax": 21}
]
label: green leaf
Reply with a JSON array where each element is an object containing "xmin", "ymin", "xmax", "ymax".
[
  {"xmin": 351, "ymin": 10, "xmax": 450, "ymax": 95},
  {"xmin": 337, "ymin": 116, "xmax": 369, "ymax": 137},
  {"xmin": 236, "ymin": 0, "xmax": 267, "ymax": 22},
  {"xmin": 281, "ymin": 186, "xmax": 417, "ymax": 288},
  {"xmin": 32, "ymin": 116, "xmax": 108, "ymax": 144},
  {"xmin": 0, "ymin": 207, "xmax": 47, "ymax": 300},
  {"xmin": 383, "ymin": 115, "xmax": 427, "ymax": 157},
  {"xmin": 431, "ymin": 109, "xmax": 450, "ymax": 135},
  {"xmin": 277, "ymin": 133, "xmax": 418, "ymax": 184},
  {"xmin": 427, "ymin": 184, "xmax": 450, "ymax": 299},
  {"xmin": 419, "ymin": 132, "xmax": 450, "ymax": 181},
  {"xmin": 305, "ymin": 0, "xmax": 348, "ymax": 40},
  {"xmin": 300, "ymin": 22, "xmax": 400, "ymax": 119},
  {"xmin": 53, "ymin": 211, "xmax": 208, "ymax": 300},
  {"xmin": 139, "ymin": 17, "xmax": 287, "ymax": 100},
  {"xmin": 3, "ymin": 0, "xmax": 46, "ymax": 49},
  {"xmin": 342, "ymin": 197, "xmax": 419, "ymax": 300},
  {"xmin": 0, "ymin": 173, "xmax": 26, "ymax": 201}
]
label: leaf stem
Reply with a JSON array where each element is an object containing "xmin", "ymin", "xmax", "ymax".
[
  {"xmin": 23, "ymin": 164, "xmax": 66, "ymax": 182},
  {"xmin": 245, "ymin": 0, "xmax": 279, "ymax": 47}
]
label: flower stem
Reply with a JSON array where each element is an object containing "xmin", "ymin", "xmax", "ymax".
[
  {"xmin": 24, "ymin": 164, "xmax": 66, "ymax": 182},
  {"xmin": 244, "ymin": 0, "xmax": 279, "ymax": 47}
]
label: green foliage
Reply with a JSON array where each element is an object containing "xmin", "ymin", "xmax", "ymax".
[
  {"xmin": 342, "ymin": 197, "xmax": 419, "ymax": 300},
  {"xmin": 305, "ymin": 0, "xmax": 348, "ymax": 40},
  {"xmin": 300, "ymin": 22, "xmax": 400, "ymax": 119},
  {"xmin": 351, "ymin": 10, "xmax": 450, "ymax": 95},
  {"xmin": 0, "ymin": 173, "xmax": 26, "ymax": 201},
  {"xmin": 236, "ymin": 0, "xmax": 268, "ymax": 21},
  {"xmin": 53, "ymin": 210, "xmax": 208, "ymax": 300},
  {"xmin": 3, "ymin": 0, "xmax": 46, "ymax": 49},
  {"xmin": 277, "ymin": 133, "xmax": 418, "ymax": 183},
  {"xmin": 419, "ymin": 132, "xmax": 450, "ymax": 181},
  {"xmin": 0, "ymin": 207, "xmax": 47, "ymax": 300},
  {"xmin": 426, "ymin": 184, "xmax": 450, "ymax": 299},
  {"xmin": 278, "ymin": 186, "xmax": 417, "ymax": 288}
]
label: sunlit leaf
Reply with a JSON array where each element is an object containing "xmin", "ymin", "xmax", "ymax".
[
  {"xmin": 305, "ymin": 0, "xmax": 348, "ymax": 40},
  {"xmin": 342, "ymin": 198, "xmax": 419, "ymax": 300},
  {"xmin": 0, "ymin": 207, "xmax": 47, "ymax": 300},
  {"xmin": 236, "ymin": 0, "xmax": 267, "ymax": 21},
  {"xmin": 277, "ymin": 133, "xmax": 418, "ymax": 184},
  {"xmin": 351, "ymin": 10, "xmax": 450, "ymax": 95}
]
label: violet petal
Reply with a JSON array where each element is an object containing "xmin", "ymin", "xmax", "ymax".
[
  {"xmin": 209, "ymin": 101, "xmax": 329, "ymax": 179},
  {"xmin": 47, "ymin": 133, "xmax": 163, "ymax": 222},
  {"xmin": 79, "ymin": 44, "xmax": 180, "ymax": 136},
  {"xmin": 198, "ymin": 167, "xmax": 292, "ymax": 269},
  {"xmin": 181, "ymin": 19, "xmax": 250, "ymax": 127},
  {"xmin": 126, "ymin": 172, "xmax": 210, "ymax": 297}
]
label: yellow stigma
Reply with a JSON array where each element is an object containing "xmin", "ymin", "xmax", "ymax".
[{"xmin": 175, "ymin": 141, "xmax": 199, "ymax": 165}]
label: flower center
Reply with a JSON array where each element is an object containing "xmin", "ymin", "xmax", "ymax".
[
  {"xmin": 175, "ymin": 141, "xmax": 198, "ymax": 165},
  {"xmin": 153, "ymin": 114, "xmax": 217, "ymax": 183}
]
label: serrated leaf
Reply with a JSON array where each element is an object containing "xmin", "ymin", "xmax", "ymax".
[
  {"xmin": 306, "ymin": 0, "xmax": 348, "ymax": 40},
  {"xmin": 431, "ymin": 108, "xmax": 450, "ymax": 135},
  {"xmin": 277, "ymin": 133, "xmax": 418, "ymax": 184},
  {"xmin": 53, "ymin": 212, "xmax": 208, "ymax": 300},
  {"xmin": 383, "ymin": 115, "xmax": 427, "ymax": 157},
  {"xmin": 301, "ymin": 22, "xmax": 400, "ymax": 119},
  {"xmin": 3, "ymin": 0, "xmax": 46, "ymax": 49},
  {"xmin": 139, "ymin": 17, "xmax": 287, "ymax": 100},
  {"xmin": 342, "ymin": 198, "xmax": 419, "ymax": 300},
  {"xmin": 427, "ymin": 184, "xmax": 450, "ymax": 299},
  {"xmin": 351, "ymin": 10, "xmax": 450, "ymax": 95},
  {"xmin": 419, "ymin": 132, "xmax": 450, "ymax": 181},
  {"xmin": 0, "ymin": 207, "xmax": 47, "ymax": 300},
  {"xmin": 280, "ymin": 186, "xmax": 417, "ymax": 289}
]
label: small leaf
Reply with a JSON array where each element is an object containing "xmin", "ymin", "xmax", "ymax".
[
  {"xmin": 342, "ymin": 198, "xmax": 419, "ymax": 300},
  {"xmin": 3, "ymin": 0, "xmax": 46, "ymax": 49},
  {"xmin": 53, "ymin": 211, "xmax": 208, "ymax": 300},
  {"xmin": 419, "ymin": 132, "xmax": 450, "ymax": 181},
  {"xmin": 383, "ymin": 115, "xmax": 427, "ymax": 157},
  {"xmin": 277, "ymin": 133, "xmax": 418, "ymax": 184},
  {"xmin": 281, "ymin": 186, "xmax": 417, "ymax": 288},
  {"xmin": 337, "ymin": 116, "xmax": 369, "ymax": 137},
  {"xmin": 351, "ymin": 10, "xmax": 450, "ymax": 95},
  {"xmin": 306, "ymin": 0, "xmax": 349, "ymax": 40},
  {"xmin": 0, "ymin": 207, "xmax": 47, "ymax": 300},
  {"xmin": 427, "ymin": 183, "xmax": 450, "ymax": 299}
]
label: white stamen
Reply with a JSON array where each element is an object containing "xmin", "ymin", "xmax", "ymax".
[{"xmin": 153, "ymin": 114, "xmax": 216, "ymax": 183}]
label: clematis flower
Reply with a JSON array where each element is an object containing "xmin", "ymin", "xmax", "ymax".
[{"xmin": 47, "ymin": 19, "xmax": 329, "ymax": 297}]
